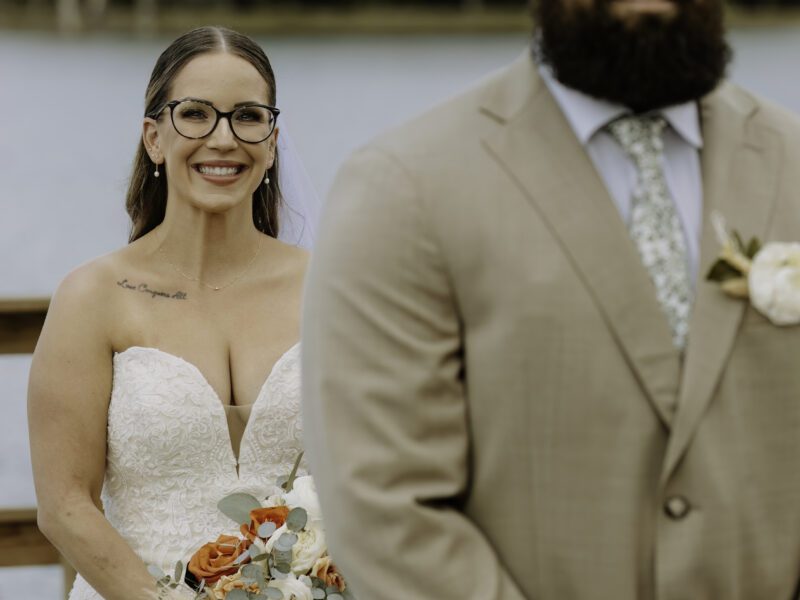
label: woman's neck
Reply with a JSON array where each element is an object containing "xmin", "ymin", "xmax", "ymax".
[{"xmin": 152, "ymin": 202, "xmax": 263, "ymax": 290}]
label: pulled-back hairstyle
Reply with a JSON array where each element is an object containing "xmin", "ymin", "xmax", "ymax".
[{"xmin": 126, "ymin": 26, "xmax": 281, "ymax": 242}]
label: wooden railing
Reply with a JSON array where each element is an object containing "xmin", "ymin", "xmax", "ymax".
[
  {"xmin": 0, "ymin": 298, "xmax": 76, "ymax": 598},
  {"xmin": 0, "ymin": 298, "xmax": 49, "ymax": 354}
]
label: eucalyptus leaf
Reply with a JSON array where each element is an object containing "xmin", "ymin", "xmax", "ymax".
[
  {"xmin": 258, "ymin": 522, "xmax": 278, "ymax": 538},
  {"xmin": 273, "ymin": 549, "xmax": 293, "ymax": 564},
  {"xmin": 218, "ymin": 493, "xmax": 263, "ymax": 525},
  {"xmin": 327, "ymin": 594, "xmax": 344, "ymax": 600},
  {"xmin": 227, "ymin": 590, "xmax": 249, "ymax": 600},
  {"xmin": 235, "ymin": 549, "xmax": 252, "ymax": 565},
  {"xmin": 326, "ymin": 586, "xmax": 341, "ymax": 595},
  {"xmin": 241, "ymin": 564, "xmax": 264, "ymax": 582},
  {"xmin": 273, "ymin": 561, "xmax": 291, "ymax": 575},
  {"xmin": 251, "ymin": 594, "xmax": 270, "ymax": 600},
  {"xmin": 275, "ymin": 532, "xmax": 298, "ymax": 552},
  {"xmin": 248, "ymin": 544, "xmax": 264, "ymax": 560},
  {"xmin": 310, "ymin": 577, "xmax": 325, "ymax": 589},
  {"xmin": 147, "ymin": 565, "xmax": 166, "ymax": 580},
  {"xmin": 311, "ymin": 589, "xmax": 326, "ymax": 600},
  {"xmin": 265, "ymin": 588, "xmax": 284, "ymax": 599},
  {"xmin": 174, "ymin": 561, "xmax": 183, "ymax": 583},
  {"xmin": 286, "ymin": 507, "xmax": 308, "ymax": 532},
  {"xmin": 298, "ymin": 575, "xmax": 312, "ymax": 587}
]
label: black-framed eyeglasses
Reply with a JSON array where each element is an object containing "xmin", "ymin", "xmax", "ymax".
[{"xmin": 154, "ymin": 98, "xmax": 280, "ymax": 144}]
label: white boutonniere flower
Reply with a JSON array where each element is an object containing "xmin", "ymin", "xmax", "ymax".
[{"xmin": 706, "ymin": 211, "xmax": 800, "ymax": 325}]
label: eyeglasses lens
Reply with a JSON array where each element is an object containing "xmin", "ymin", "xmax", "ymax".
[{"xmin": 172, "ymin": 100, "xmax": 275, "ymax": 143}]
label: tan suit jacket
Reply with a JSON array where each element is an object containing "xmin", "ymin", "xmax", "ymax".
[{"xmin": 302, "ymin": 51, "xmax": 800, "ymax": 599}]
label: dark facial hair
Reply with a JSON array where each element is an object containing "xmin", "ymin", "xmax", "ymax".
[{"xmin": 534, "ymin": 0, "xmax": 732, "ymax": 113}]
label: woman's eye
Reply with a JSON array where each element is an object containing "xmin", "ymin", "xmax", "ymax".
[
  {"xmin": 180, "ymin": 109, "xmax": 209, "ymax": 120},
  {"xmin": 236, "ymin": 109, "xmax": 265, "ymax": 123}
]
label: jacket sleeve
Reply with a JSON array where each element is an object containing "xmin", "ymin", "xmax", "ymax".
[{"xmin": 302, "ymin": 146, "xmax": 527, "ymax": 600}]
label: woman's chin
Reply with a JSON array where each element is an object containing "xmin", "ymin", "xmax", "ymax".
[{"xmin": 186, "ymin": 193, "xmax": 251, "ymax": 215}]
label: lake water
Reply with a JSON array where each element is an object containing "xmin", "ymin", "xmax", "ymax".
[{"xmin": 2, "ymin": 26, "xmax": 800, "ymax": 599}]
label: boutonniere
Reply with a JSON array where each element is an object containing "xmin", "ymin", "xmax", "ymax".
[{"xmin": 706, "ymin": 211, "xmax": 800, "ymax": 326}]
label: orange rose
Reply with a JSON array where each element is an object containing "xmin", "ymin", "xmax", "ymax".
[
  {"xmin": 187, "ymin": 534, "xmax": 251, "ymax": 585},
  {"xmin": 311, "ymin": 555, "xmax": 346, "ymax": 592},
  {"xmin": 240, "ymin": 506, "xmax": 290, "ymax": 543}
]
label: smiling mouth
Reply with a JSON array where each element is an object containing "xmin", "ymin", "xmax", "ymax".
[{"xmin": 193, "ymin": 164, "xmax": 246, "ymax": 177}]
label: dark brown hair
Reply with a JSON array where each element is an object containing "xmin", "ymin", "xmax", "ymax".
[{"xmin": 126, "ymin": 26, "xmax": 281, "ymax": 242}]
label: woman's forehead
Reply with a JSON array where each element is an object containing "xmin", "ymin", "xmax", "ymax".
[{"xmin": 170, "ymin": 52, "xmax": 270, "ymax": 105}]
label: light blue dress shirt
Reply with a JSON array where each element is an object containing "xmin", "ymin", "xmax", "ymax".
[{"xmin": 539, "ymin": 67, "xmax": 704, "ymax": 286}]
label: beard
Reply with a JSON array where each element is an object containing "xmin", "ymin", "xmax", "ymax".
[{"xmin": 533, "ymin": 0, "xmax": 732, "ymax": 113}]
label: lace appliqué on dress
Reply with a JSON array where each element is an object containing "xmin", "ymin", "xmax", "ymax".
[{"xmin": 68, "ymin": 344, "xmax": 304, "ymax": 600}]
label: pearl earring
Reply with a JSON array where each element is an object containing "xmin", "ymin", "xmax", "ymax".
[
  {"xmin": 154, "ymin": 163, "xmax": 160, "ymax": 178},
  {"xmin": 264, "ymin": 173, "xmax": 270, "ymax": 185}
]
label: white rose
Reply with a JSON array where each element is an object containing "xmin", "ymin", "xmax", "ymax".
[
  {"xmin": 283, "ymin": 476, "xmax": 322, "ymax": 521},
  {"xmin": 267, "ymin": 573, "xmax": 313, "ymax": 600},
  {"xmin": 265, "ymin": 521, "xmax": 327, "ymax": 575},
  {"xmin": 748, "ymin": 242, "xmax": 800, "ymax": 325}
]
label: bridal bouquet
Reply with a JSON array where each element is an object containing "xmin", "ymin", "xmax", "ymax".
[{"xmin": 150, "ymin": 454, "xmax": 349, "ymax": 600}]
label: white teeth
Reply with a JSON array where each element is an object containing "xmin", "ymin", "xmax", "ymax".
[{"xmin": 198, "ymin": 165, "xmax": 240, "ymax": 176}]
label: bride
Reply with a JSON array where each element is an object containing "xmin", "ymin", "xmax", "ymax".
[{"xmin": 28, "ymin": 26, "xmax": 316, "ymax": 600}]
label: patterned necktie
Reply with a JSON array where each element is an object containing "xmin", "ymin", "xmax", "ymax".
[{"xmin": 606, "ymin": 115, "xmax": 692, "ymax": 350}]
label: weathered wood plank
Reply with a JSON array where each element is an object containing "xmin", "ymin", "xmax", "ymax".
[
  {"xmin": 0, "ymin": 298, "xmax": 50, "ymax": 315},
  {"xmin": 0, "ymin": 298, "xmax": 49, "ymax": 354},
  {"xmin": 0, "ymin": 509, "xmax": 59, "ymax": 567}
]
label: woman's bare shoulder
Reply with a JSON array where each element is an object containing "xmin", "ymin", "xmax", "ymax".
[
  {"xmin": 262, "ymin": 235, "xmax": 310, "ymax": 278},
  {"xmin": 50, "ymin": 247, "xmax": 134, "ymax": 319}
]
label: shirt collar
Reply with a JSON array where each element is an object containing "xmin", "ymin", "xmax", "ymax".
[{"xmin": 538, "ymin": 64, "xmax": 703, "ymax": 150}]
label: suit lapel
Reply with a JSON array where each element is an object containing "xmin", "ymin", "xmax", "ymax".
[
  {"xmin": 660, "ymin": 83, "xmax": 781, "ymax": 484},
  {"xmin": 482, "ymin": 56, "xmax": 682, "ymax": 428}
]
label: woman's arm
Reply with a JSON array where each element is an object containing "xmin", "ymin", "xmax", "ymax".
[{"xmin": 28, "ymin": 265, "xmax": 163, "ymax": 600}]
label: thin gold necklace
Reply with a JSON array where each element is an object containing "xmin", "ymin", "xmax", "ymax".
[{"xmin": 156, "ymin": 231, "xmax": 263, "ymax": 291}]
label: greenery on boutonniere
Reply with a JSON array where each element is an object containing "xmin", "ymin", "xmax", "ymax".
[
  {"xmin": 706, "ymin": 211, "xmax": 800, "ymax": 326},
  {"xmin": 705, "ymin": 213, "xmax": 762, "ymax": 299}
]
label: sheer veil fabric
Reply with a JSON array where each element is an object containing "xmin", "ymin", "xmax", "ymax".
[{"xmin": 275, "ymin": 124, "xmax": 321, "ymax": 250}]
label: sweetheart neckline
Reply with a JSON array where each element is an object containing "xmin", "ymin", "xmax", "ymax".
[
  {"xmin": 112, "ymin": 342, "xmax": 300, "ymax": 475},
  {"xmin": 114, "ymin": 342, "xmax": 300, "ymax": 408}
]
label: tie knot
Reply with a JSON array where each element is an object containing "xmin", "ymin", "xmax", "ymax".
[{"xmin": 606, "ymin": 115, "xmax": 667, "ymax": 161}]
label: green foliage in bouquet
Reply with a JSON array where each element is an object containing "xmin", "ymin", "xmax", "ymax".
[{"xmin": 149, "ymin": 452, "xmax": 353, "ymax": 599}]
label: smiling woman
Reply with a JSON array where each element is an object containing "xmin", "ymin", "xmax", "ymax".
[
  {"xmin": 27, "ymin": 26, "xmax": 313, "ymax": 600},
  {"xmin": 130, "ymin": 30, "xmax": 283, "ymax": 242}
]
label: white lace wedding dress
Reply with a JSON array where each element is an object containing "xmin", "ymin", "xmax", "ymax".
[{"xmin": 68, "ymin": 343, "xmax": 304, "ymax": 600}]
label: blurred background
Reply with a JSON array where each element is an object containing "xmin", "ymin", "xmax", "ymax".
[{"xmin": 2, "ymin": 1, "xmax": 800, "ymax": 598}]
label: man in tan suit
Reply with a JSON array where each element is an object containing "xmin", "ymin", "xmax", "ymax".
[{"xmin": 301, "ymin": 0, "xmax": 800, "ymax": 596}]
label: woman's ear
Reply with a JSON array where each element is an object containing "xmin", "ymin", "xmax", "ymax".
[
  {"xmin": 266, "ymin": 127, "xmax": 279, "ymax": 169},
  {"xmin": 143, "ymin": 117, "xmax": 163, "ymax": 164}
]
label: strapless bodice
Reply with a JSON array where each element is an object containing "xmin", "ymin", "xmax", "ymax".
[{"xmin": 68, "ymin": 344, "xmax": 304, "ymax": 599}]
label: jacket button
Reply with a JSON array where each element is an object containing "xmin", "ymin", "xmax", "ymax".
[{"xmin": 664, "ymin": 496, "xmax": 691, "ymax": 520}]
